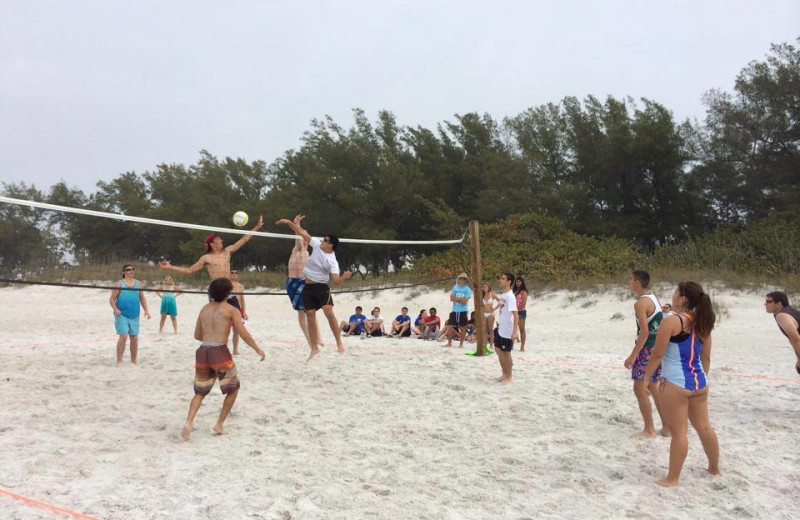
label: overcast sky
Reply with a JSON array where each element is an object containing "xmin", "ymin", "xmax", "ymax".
[{"xmin": 1, "ymin": 0, "xmax": 797, "ymax": 193}]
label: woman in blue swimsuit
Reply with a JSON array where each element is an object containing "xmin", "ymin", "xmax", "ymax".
[
  {"xmin": 644, "ymin": 281, "xmax": 720, "ymax": 487},
  {"xmin": 156, "ymin": 276, "xmax": 182, "ymax": 334}
]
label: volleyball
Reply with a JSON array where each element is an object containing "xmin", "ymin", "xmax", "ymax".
[{"xmin": 232, "ymin": 211, "xmax": 249, "ymax": 227}]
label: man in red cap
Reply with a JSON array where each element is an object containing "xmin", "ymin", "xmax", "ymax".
[{"xmin": 160, "ymin": 216, "xmax": 263, "ymax": 311}]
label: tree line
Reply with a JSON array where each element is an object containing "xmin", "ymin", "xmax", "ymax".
[{"xmin": 2, "ymin": 39, "xmax": 798, "ymax": 279}]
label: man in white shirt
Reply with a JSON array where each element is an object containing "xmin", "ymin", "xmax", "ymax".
[
  {"xmin": 494, "ymin": 272, "xmax": 519, "ymax": 384},
  {"xmin": 276, "ymin": 215, "xmax": 352, "ymax": 360}
]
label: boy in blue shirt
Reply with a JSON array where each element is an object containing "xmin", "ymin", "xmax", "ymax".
[
  {"xmin": 391, "ymin": 307, "xmax": 412, "ymax": 337},
  {"xmin": 446, "ymin": 273, "xmax": 473, "ymax": 348},
  {"xmin": 338, "ymin": 306, "xmax": 367, "ymax": 336}
]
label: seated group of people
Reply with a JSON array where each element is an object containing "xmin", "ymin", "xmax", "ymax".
[{"xmin": 338, "ymin": 306, "xmax": 477, "ymax": 341}]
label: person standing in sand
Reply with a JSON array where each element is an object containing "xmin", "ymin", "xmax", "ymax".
[
  {"xmin": 181, "ymin": 278, "xmax": 264, "ymax": 441},
  {"xmin": 624, "ymin": 270, "xmax": 669, "ymax": 439},
  {"xmin": 159, "ymin": 215, "xmax": 264, "ymax": 312},
  {"xmin": 275, "ymin": 214, "xmax": 352, "ymax": 360},
  {"xmin": 230, "ymin": 269, "xmax": 247, "ymax": 355},
  {"xmin": 494, "ymin": 273, "xmax": 518, "ymax": 383},
  {"xmin": 445, "ymin": 273, "xmax": 472, "ymax": 348},
  {"xmin": 513, "ymin": 276, "xmax": 529, "ymax": 352},
  {"xmin": 643, "ymin": 281, "xmax": 720, "ymax": 487},
  {"xmin": 764, "ymin": 291, "xmax": 800, "ymax": 374},
  {"xmin": 155, "ymin": 275, "xmax": 182, "ymax": 334},
  {"xmin": 109, "ymin": 264, "xmax": 151, "ymax": 366}
]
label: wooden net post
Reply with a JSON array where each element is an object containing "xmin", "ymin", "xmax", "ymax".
[{"xmin": 469, "ymin": 220, "xmax": 486, "ymax": 356}]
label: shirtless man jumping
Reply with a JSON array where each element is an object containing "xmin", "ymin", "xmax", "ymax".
[
  {"xmin": 180, "ymin": 278, "xmax": 264, "ymax": 441},
  {"xmin": 285, "ymin": 214, "xmax": 320, "ymax": 346},
  {"xmin": 159, "ymin": 216, "xmax": 264, "ymax": 312}
]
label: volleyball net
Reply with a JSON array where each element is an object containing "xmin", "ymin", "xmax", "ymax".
[{"xmin": 0, "ymin": 196, "xmax": 469, "ymax": 295}]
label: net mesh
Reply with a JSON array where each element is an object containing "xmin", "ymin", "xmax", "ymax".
[{"xmin": 0, "ymin": 197, "xmax": 467, "ymax": 295}]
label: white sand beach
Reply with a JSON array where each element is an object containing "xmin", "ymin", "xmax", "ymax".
[{"xmin": 1, "ymin": 284, "xmax": 798, "ymax": 519}]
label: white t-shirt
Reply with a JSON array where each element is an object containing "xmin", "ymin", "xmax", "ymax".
[
  {"xmin": 368, "ymin": 315, "xmax": 384, "ymax": 324},
  {"xmin": 302, "ymin": 237, "xmax": 340, "ymax": 283},
  {"xmin": 496, "ymin": 290, "xmax": 518, "ymax": 339}
]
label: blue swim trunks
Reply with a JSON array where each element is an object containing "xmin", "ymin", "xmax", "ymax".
[
  {"xmin": 286, "ymin": 277, "xmax": 305, "ymax": 311},
  {"xmin": 115, "ymin": 315, "xmax": 140, "ymax": 336},
  {"xmin": 631, "ymin": 336, "xmax": 661, "ymax": 383}
]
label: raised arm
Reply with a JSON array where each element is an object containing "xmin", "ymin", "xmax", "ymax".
[
  {"xmin": 227, "ymin": 215, "xmax": 264, "ymax": 253},
  {"xmin": 275, "ymin": 215, "xmax": 312, "ymax": 244},
  {"xmin": 160, "ymin": 256, "xmax": 207, "ymax": 275},
  {"xmin": 330, "ymin": 270, "xmax": 353, "ymax": 286}
]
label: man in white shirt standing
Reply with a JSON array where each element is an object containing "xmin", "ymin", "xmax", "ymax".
[
  {"xmin": 494, "ymin": 272, "xmax": 519, "ymax": 384},
  {"xmin": 276, "ymin": 215, "xmax": 352, "ymax": 360}
]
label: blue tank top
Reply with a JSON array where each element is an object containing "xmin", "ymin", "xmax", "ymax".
[
  {"xmin": 661, "ymin": 312, "xmax": 707, "ymax": 391},
  {"xmin": 116, "ymin": 280, "xmax": 140, "ymax": 318}
]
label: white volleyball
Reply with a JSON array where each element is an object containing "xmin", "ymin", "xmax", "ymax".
[{"xmin": 232, "ymin": 211, "xmax": 249, "ymax": 227}]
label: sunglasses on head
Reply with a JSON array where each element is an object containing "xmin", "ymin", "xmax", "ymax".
[{"xmin": 124, "ymin": 268, "xmax": 134, "ymax": 272}]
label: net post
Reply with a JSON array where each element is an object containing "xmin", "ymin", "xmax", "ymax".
[{"xmin": 469, "ymin": 220, "xmax": 486, "ymax": 356}]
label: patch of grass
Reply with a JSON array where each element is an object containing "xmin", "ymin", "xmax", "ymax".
[{"xmin": 610, "ymin": 312, "xmax": 625, "ymax": 320}]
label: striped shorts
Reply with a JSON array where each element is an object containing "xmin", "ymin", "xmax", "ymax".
[{"xmin": 193, "ymin": 343, "xmax": 240, "ymax": 396}]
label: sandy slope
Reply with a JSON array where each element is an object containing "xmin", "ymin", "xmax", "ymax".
[{"xmin": 0, "ymin": 284, "xmax": 798, "ymax": 519}]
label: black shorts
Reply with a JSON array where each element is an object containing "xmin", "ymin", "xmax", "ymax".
[
  {"xmin": 208, "ymin": 294, "xmax": 240, "ymax": 310},
  {"xmin": 494, "ymin": 329, "xmax": 513, "ymax": 352},
  {"xmin": 301, "ymin": 283, "xmax": 332, "ymax": 311},
  {"xmin": 371, "ymin": 329, "xmax": 383, "ymax": 337},
  {"xmin": 449, "ymin": 311, "xmax": 468, "ymax": 327}
]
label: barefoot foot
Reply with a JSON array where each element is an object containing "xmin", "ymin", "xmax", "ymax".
[
  {"xmin": 307, "ymin": 348, "xmax": 321, "ymax": 361},
  {"xmin": 180, "ymin": 423, "xmax": 192, "ymax": 441},
  {"xmin": 660, "ymin": 428, "xmax": 671, "ymax": 438},
  {"xmin": 212, "ymin": 424, "xmax": 227, "ymax": 436},
  {"xmin": 655, "ymin": 478, "xmax": 678, "ymax": 487},
  {"xmin": 708, "ymin": 467, "xmax": 721, "ymax": 476},
  {"xmin": 630, "ymin": 430, "xmax": 658, "ymax": 440}
]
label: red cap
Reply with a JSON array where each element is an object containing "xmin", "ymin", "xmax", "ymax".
[{"xmin": 204, "ymin": 234, "xmax": 218, "ymax": 252}]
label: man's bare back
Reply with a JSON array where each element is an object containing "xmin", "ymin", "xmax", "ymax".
[{"xmin": 196, "ymin": 301, "xmax": 237, "ymax": 344}]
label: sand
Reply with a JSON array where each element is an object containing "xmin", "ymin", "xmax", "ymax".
[{"xmin": 0, "ymin": 284, "xmax": 798, "ymax": 519}]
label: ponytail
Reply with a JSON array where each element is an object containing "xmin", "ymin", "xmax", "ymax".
[
  {"xmin": 694, "ymin": 292, "xmax": 715, "ymax": 338},
  {"xmin": 678, "ymin": 281, "xmax": 716, "ymax": 338}
]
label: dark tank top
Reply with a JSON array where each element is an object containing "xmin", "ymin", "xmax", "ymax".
[{"xmin": 775, "ymin": 306, "xmax": 800, "ymax": 337}]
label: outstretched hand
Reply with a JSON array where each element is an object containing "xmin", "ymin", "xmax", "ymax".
[
  {"xmin": 251, "ymin": 215, "xmax": 264, "ymax": 231},
  {"xmin": 275, "ymin": 218, "xmax": 292, "ymax": 226},
  {"xmin": 159, "ymin": 259, "xmax": 171, "ymax": 269},
  {"xmin": 293, "ymin": 214, "xmax": 306, "ymax": 225}
]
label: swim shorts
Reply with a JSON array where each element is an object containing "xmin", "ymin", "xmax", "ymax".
[
  {"xmin": 518, "ymin": 310, "xmax": 528, "ymax": 320},
  {"xmin": 193, "ymin": 343, "xmax": 240, "ymax": 396},
  {"xmin": 493, "ymin": 328, "xmax": 513, "ymax": 352},
  {"xmin": 115, "ymin": 315, "xmax": 140, "ymax": 336},
  {"xmin": 449, "ymin": 311, "xmax": 468, "ymax": 327},
  {"xmin": 302, "ymin": 283, "xmax": 333, "ymax": 311},
  {"xmin": 286, "ymin": 277, "xmax": 306, "ymax": 311},
  {"xmin": 631, "ymin": 337, "xmax": 662, "ymax": 383}
]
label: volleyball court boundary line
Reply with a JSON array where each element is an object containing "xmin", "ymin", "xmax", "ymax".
[
  {"xmin": 0, "ymin": 196, "xmax": 465, "ymax": 245},
  {"xmin": 0, "ymin": 488, "xmax": 101, "ymax": 520}
]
